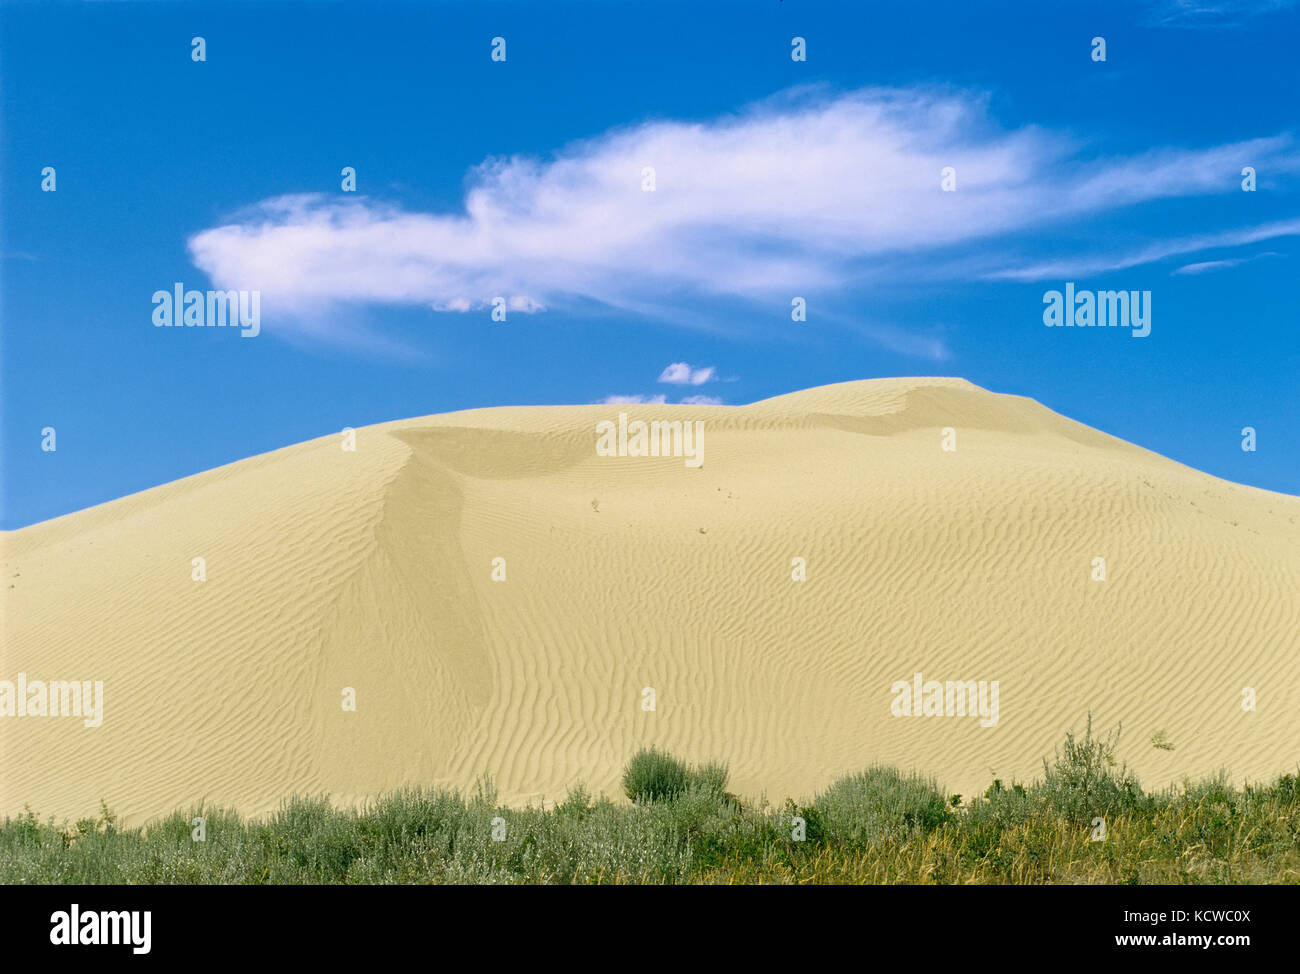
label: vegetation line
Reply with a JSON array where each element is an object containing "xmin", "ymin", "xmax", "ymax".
[{"xmin": 4, "ymin": 719, "xmax": 1298, "ymax": 884}]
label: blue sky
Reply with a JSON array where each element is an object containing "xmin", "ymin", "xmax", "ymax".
[{"xmin": 2, "ymin": 0, "xmax": 1297, "ymax": 528}]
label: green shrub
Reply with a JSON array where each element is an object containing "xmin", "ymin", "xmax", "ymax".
[
  {"xmin": 812, "ymin": 765, "xmax": 950, "ymax": 843},
  {"xmin": 1262, "ymin": 771, "xmax": 1300, "ymax": 806},
  {"xmin": 686, "ymin": 761, "xmax": 730, "ymax": 796},
  {"xmin": 556, "ymin": 784, "xmax": 593, "ymax": 818},
  {"xmin": 965, "ymin": 778, "xmax": 1036, "ymax": 830},
  {"xmin": 622, "ymin": 748, "xmax": 690, "ymax": 803},
  {"xmin": 1039, "ymin": 714, "xmax": 1146, "ymax": 823}
]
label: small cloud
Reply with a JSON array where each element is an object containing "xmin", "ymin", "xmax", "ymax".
[
  {"xmin": 1171, "ymin": 251, "xmax": 1281, "ymax": 274},
  {"xmin": 680, "ymin": 395, "xmax": 724, "ymax": 405},
  {"xmin": 1149, "ymin": 0, "xmax": 1294, "ymax": 28},
  {"xmin": 431, "ymin": 295, "xmax": 543, "ymax": 312},
  {"xmin": 658, "ymin": 362, "xmax": 717, "ymax": 385},
  {"xmin": 434, "ymin": 297, "xmax": 473, "ymax": 312},
  {"xmin": 1173, "ymin": 258, "xmax": 1245, "ymax": 275},
  {"xmin": 988, "ymin": 219, "xmax": 1300, "ymax": 281},
  {"xmin": 507, "ymin": 295, "xmax": 545, "ymax": 312},
  {"xmin": 601, "ymin": 394, "xmax": 667, "ymax": 404}
]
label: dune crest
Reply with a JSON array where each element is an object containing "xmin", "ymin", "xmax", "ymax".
[{"xmin": 3, "ymin": 377, "xmax": 1298, "ymax": 825}]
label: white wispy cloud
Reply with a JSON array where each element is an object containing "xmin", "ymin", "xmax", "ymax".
[
  {"xmin": 658, "ymin": 362, "xmax": 716, "ymax": 385},
  {"xmin": 1172, "ymin": 251, "xmax": 1282, "ymax": 274},
  {"xmin": 986, "ymin": 218, "xmax": 1300, "ymax": 281},
  {"xmin": 1148, "ymin": 0, "xmax": 1294, "ymax": 28},
  {"xmin": 188, "ymin": 85, "xmax": 1299, "ymax": 342}
]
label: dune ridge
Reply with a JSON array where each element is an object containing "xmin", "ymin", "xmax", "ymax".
[{"xmin": 3, "ymin": 377, "xmax": 1298, "ymax": 825}]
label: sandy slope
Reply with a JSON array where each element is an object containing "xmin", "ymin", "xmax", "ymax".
[{"xmin": 2, "ymin": 377, "xmax": 1298, "ymax": 825}]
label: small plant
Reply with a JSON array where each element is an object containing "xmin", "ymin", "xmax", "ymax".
[
  {"xmin": 557, "ymin": 783, "xmax": 593, "ymax": 817},
  {"xmin": 622, "ymin": 748, "xmax": 689, "ymax": 803},
  {"xmin": 813, "ymin": 765, "xmax": 950, "ymax": 843},
  {"xmin": 1150, "ymin": 730, "xmax": 1175, "ymax": 751},
  {"xmin": 1041, "ymin": 713, "xmax": 1145, "ymax": 823},
  {"xmin": 686, "ymin": 761, "xmax": 729, "ymax": 796}
]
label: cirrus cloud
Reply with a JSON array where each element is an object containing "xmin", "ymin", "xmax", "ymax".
[{"xmin": 187, "ymin": 85, "xmax": 1300, "ymax": 342}]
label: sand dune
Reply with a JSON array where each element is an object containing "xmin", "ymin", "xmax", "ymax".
[{"xmin": 2, "ymin": 377, "xmax": 1298, "ymax": 825}]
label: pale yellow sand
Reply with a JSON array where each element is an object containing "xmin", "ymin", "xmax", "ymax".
[{"xmin": 2, "ymin": 377, "xmax": 1298, "ymax": 825}]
